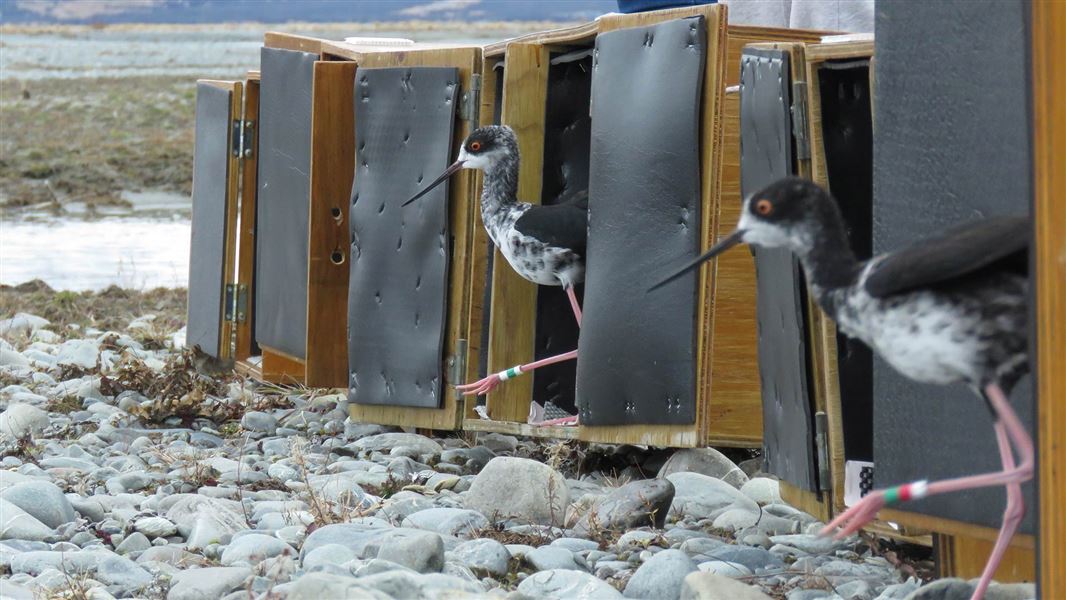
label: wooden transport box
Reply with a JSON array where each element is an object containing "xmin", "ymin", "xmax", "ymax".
[
  {"xmin": 316, "ymin": 40, "xmax": 484, "ymax": 431},
  {"xmin": 461, "ymin": 4, "xmax": 823, "ymax": 448},
  {"xmin": 229, "ymin": 33, "xmax": 354, "ymax": 387},
  {"xmin": 741, "ymin": 14, "xmax": 1044, "ymax": 581},
  {"xmin": 739, "ymin": 34, "xmax": 877, "ymax": 527},
  {"xmin": 187, "ymin": 33, "xmax": 356, "ymax": 387}
]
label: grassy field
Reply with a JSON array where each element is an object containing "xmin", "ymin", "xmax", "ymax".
[
  {"xmin": 0, "ymin": 21, "xmax": 564, "ymax": 214},
  {"xmin": 0, "ymin": 279, "xmax": 187, "ymax": 333},
  {"xmin": 0, "ymin": 75, "xmax": 196, "ymax": 211}
]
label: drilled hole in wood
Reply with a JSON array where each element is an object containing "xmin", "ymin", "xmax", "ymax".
[
  {"xmin": 331, "ymin": 207, "xmax": 342, "ymax": 222},
  {"xmin": 330, "ymin": 250, "xmax": 345, "ymax": 265}
]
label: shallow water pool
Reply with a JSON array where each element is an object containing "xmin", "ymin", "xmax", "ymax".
[{"xmin": 1, "ymin": 217, "xmax": 191, "ymax": 291}]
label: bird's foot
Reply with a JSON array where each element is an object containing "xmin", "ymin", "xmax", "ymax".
[
  {"xmin": 820, "ymin": 490, "xmax": 887, "ymax": 539},
  {"xmin": 456, "ymin": 374, "xmax": 503, "ymax": 397}
]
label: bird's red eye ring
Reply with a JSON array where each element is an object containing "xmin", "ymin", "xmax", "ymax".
[
  {"xmin": 755, "ymin": 199, "xmax": 773, "ymax": 216},
  {"xmin": 469, "ymin": 141, "xmax": 482, "ymax": 152}
]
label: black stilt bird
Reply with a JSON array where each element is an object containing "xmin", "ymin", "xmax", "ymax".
[
  {"xmin": 404, "ymin": 125, "xmax": 586, "ymax": 420},
  {"xmin": 652, "ymin": 177, "xmax": 1031, "ymax": 600}
]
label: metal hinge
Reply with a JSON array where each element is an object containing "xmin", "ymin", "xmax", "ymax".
[
  {"xmin": 791, "ymin": 81, "xmax": 810, "ymax": 160},
  {"xmin": 231, "ymin": 120, "xmax": 256, "ymax": 158},
  {"xmin": 458, "ymin": 74, "xmax": 481, "ymax": 123},
  {"xmin": 446, "ymin": 339, "xmax": 469, "ymax": 395},
  {"xmin": 815, "ymin": 411, "xmax": 831, "ymax": 493},
  {"xmin": 224, "ymin": 284, "xmax": 249, "ymax": 323}
]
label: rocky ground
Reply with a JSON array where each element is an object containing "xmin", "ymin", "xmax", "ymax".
[{"xmin": 0, "ymin": 298, "xmax": 1035, "ymax": 599}]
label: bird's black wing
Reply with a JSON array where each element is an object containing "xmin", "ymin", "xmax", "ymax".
[
  {"xmin": 864, "ymin": 215, "xmax": 1029, "ymax": 298},
  {"xmin": 513, "ymin": 200, "xmax": 588, "ymax": 257}
]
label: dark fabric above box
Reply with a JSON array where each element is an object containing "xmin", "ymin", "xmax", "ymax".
[
  {"xmin": 255, "ymin": 47, "xmax": 317, "ymax": 359},
  {"xmin": 873, "ymin": 0, "xmax": 1033, "ymax": 532},
  {"xmin": 577, "ymin": 16, "xmax": 706, "ymax": 426},
  {"xmin": 187, "ymin": 83, "xmax": 233, "ymax": 359},
  {"xmin": 348, "ymin": 66, "xmax": 459, "ymax": 408},
  {"xmin": 739, "ymin": 49, "xmax": 818, "ymax": 492}
]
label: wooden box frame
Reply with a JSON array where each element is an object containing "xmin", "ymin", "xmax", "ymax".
[
  {"xmin": 316, "ymin": 40, "xmax": 484, "ymax": 431},
  {"xmin": 461, "ymin": 6, "xmax": 823, "ymax": 448}
]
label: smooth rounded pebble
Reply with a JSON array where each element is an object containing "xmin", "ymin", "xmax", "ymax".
[
  {"xmin": 220, "ymin": 534, "xmax": 295, "ymax": 566},
  {"xmin": 0, "ymin": 480, "xmax": 76, "ymax": 529},
  {"xmin": 451, "ymin": 538, "xmax": 511, "ymax": 577},
  {"xmin": 518, "ymin": 569, "xmax": 624, "ymax": 599},
  {"xmin": 624, "ymin": 549, "xmax": 697, "ymax": 600},
  {"xmin": 681, "ymin": 572, "xmax": 773, "ymax": 600},
  {"xmin": 464, "ymin": 456, "xmax": 569, "ymax": 526}
]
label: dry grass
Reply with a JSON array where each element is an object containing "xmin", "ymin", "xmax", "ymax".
[
  {"xmin": 0, "ymin": 75, "xmax": 195, "ymax": 210},
  {"xmin": 471, "ymin": 521, "xmax": 558, "ymax": 548},
  {"xmin": 0, "ymin": 279, "xmax": 186, "ymax": 335}
]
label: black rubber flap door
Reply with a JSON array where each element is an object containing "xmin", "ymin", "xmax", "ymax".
[
  {"xmin": 255, "ymin": 47, "xmax": 317, "ymax": 359},
  {"xmin": 578, "ymin": 16, "xmax": 705, "ymax": 426},
  {"xmin": 348, "ymin": 67, "xmax": 459, "ymax": 408},
  {"xmin": 873, "ymin": 0, "xmax": 1033, "ymax": 531},
  {"xmin": 739, "ymin": 50, "xmax": 817, "ymax": 492},
  {"xmin": 187, "ymin": 83, "xmax": 233, "ymax": 358}
]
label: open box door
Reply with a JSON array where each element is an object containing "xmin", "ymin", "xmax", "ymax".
[{"xmin": 187, "ymin": 80, "xmax": 243, "ymax": 360}]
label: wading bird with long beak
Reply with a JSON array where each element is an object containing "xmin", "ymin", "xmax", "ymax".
[
  {"xmin": 652, "ymin": 177, "xmax": 1031, "ymax": 600},
  {"xmin": 404, "ymin": 126, "xmax": 586, "ymax": 423}
]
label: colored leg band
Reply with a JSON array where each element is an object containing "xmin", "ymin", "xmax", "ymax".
[
  {"xmin": 498, "ymin": 365, "xmax": 523, "ymax": 381},
  {"xmin": 884, "ymin": 480, "xmax": 929, "ymax": 505}
]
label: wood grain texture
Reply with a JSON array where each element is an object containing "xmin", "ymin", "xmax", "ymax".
[
  {"xmin": 1032, "ymin": 0, "xmax": 1066, "ymax": 592},
  {"xmin": 724, "ymin": 27, "xmax": 825, "ymax": 86},
  {"xmin": 702, "ymin": 23, "xmax": 822, "ymax": 448},
  {"xmin": 305, "ymin": 61, "xmax": 355, "ymax": 387},
  {"xmin": 463, "ymin": 55, "xmax": 502, "ymax": 418},
  {"xmin": 220, "ymin": 81, "xmax": 243, "ymax": 360},
  {"xmin": 485, "ymin": 43, "xmax": 549, "ymax": 424},
  {"xmin": 936, "ymin": 533, "xmax": 1035, "ymax": 581},
  {"xmin": 483, "ymin": 21, "xmax": 599, "ymax": 57},
  {"xmin": 346, "ymin": 46, "xmax": 482, "ymax": 431},
  {"xmin": 260, "ymin": 345, "xmax": 306, "ymax": 383},
  {"xmin": 804, "ymin": 48, "xmax": 844, "ymax": 514},
  {"xmin": 708, "ymin": 90, "xmax": 762, "ymax": 446},
  {"xmin": 235, "ymin": 79, "xmax": 259, "ymax": 362},
  {"xmin": 264, "ymin": 32, "xmax": 325, "ymax": 54},
  {"xmin": 781, "ymin": 481, "xmax": 832, "ymax": 523},
  {"xmin": 881, "ymin": 506, "xmax": 1035, "ymax": 549}
]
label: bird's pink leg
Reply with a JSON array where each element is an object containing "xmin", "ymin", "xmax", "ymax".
[
  {"xmin": 456, "ymin": 350, "xmax": 578, "ymax": 397},
  {"xmin": 458, "ymin": 284, "xmax": 584, "ymax": 399},
  {"xmin": 970, "ymin": 385, "xmax": 1027, "ymax": 600},
  {"xmin": 821, "ymin": 383, "xmax": 1033, "ymax": 600},
  {"xmin": 566, "ymin": 285, "xmax": 582, "ymax": 326}
]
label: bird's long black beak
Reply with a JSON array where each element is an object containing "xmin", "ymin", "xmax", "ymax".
[
  {"xmin": 402, "ymin": 160, "xmax": 465, "ymax": 207},
  {"xmin": 648, "ymin": 229, "xmax": 746, "ymax": 292}
]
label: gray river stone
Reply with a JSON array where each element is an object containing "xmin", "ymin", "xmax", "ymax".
[
  {"xmin": 451, "ymin": 538, "xmax": 510, "ymax": 577},
  {"xmin": 624, "ymin": 549, "xmax": 697, "ymax": 600},
  {"xmin": 659, "ymin": 448, "xmax": 748, "ymax": 489},
  {"xmin": 167, "ymin": 566, "xmax": 252, "ymax": 600},
  {"xmin": 0, "ymin": 480, "xmax": 76, "ymax": 529},
  {"xmin": 518, "ymin": 569, "xmax": 624, "ymax": 599},
  {"xmin": 465, "ymin": 456, "xmax": 569, "ymax": 526}
]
